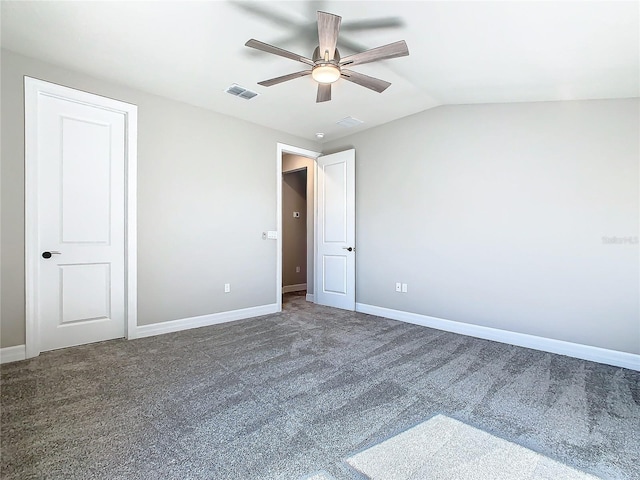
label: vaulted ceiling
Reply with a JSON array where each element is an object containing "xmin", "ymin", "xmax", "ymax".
[{"xmin": 2, "ymin": 1, "xmax": 638, "ymax": 142}]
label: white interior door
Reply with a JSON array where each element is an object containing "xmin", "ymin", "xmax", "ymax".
[
  {"xmin": 315, "ymin": 149, "xmax": 356, "ymax": 310},
  {"xmin": 26, "ymin": 79, "xmax": 133, "ymax": 353}
]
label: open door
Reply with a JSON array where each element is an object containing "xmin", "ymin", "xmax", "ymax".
[{"xmin": 315, "ymin": 149, "xmax": 355, "ymax": 310}]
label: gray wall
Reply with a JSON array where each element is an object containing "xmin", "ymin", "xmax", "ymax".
[
  {"xmin": 283, "ymin": 154, "xmax": 315, "ymax": 294},
  {"xmin": 282, "ymin": 170, "xmax": 307, "ymax": 288},
  {"xmin": 0, "ymin": 49, "xmax": 319, "ymax": 348},
  {"xmin": 325, "ymin": 99, "xmax": 640, "ymax": 355}
]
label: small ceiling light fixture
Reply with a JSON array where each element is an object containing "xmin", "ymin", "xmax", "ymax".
[
  {"xmin": 316, "ymin": 132, "xmax": 325, "ymax": 139},
  {"xmin": 311, "ymin": 64, "xmax": 341, "ymax": 84}
]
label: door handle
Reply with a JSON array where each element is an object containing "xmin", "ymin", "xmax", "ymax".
[
  {"xmin": 342, "ymin": 247, "xmax": 355, "ymax": 252},
  {"xmin": 42, "ymin": 251, "xmax": 61, "ymax": 259}
]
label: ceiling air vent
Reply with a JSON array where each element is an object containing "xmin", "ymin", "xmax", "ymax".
[
  {"xmin": 225, "ymin": 84, "xmax": 259, "ymax": 100},
  {"xmin": 336, "ymin": 116, "xmax": 364, "ymax": 128}
]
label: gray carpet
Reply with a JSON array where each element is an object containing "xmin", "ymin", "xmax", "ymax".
[{"xmin": 1, "ymin": 293, "xmax": 639, "ymax": 479}]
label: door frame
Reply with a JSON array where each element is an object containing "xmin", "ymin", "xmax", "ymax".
[
  {"xmin": 24, "ymin": 76, "xmax": 138, "ymax": 358},
  {"xmin": 276, "ymin": 143, "xmax": 321, "ymax": 312}
]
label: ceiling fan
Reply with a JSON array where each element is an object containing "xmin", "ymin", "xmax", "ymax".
[{"xmin": 245, "ymin": 11, "xmax": 409, "ymax": 103}]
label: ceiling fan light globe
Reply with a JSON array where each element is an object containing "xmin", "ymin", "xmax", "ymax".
[{"xmin": 312, "ymin": 65, "xmax": 341, "ymax": 84}]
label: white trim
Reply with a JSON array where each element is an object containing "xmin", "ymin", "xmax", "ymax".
[
  {"xmin": 24, "ymin": 77, "xmax": 138, "ymax": 357},
  {"xmin": 306, "ymin": 293, "xmax": 315, "ymax": 302},
  {"xmin": 356, "ymin": 303, "xmax": 640, "ymax": 371},
  {"xmin": 313, "ymin": 157, "xmax": 318, "ymax": 310},
  {"xmin": 135, "ymin": 304, "xmax": 278, "ymax": 338},
  {"xmin": 125, "ymin": 106, "xmax": 138, "ymax": 340},
  {"xmin": 24, "ymin": 78, "xmax": 39, "ymax": 358},
  {"xmin": 283, "ymin": 283, "xmax": 307, "ymax": 293},
  {"xmin": 0, "ymin": 345, "xmax": 27, "ymax": 364},
  {"xmin": 276, "ymin": 143, "xmax": 321, "ymax": 314}
]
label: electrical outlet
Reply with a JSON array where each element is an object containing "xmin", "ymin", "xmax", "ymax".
[
  {"xmin": 296, "ymin": 266, "xmax": 301, "ymax": 273},
  {"xmin": 402, "ymin": 283, "xmax": 408, "ymax": 293},
  {"xmin": 224, "ymin": 283, "xmax": 230, "ymax": 293},
  {"xmin": 395, "ymin": 282, "xmax": 402, "ymax": 292}
]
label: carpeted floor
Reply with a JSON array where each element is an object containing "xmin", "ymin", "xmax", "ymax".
[
  {"xmin": 346, "ymin": 414, "xmax": 601, "ymax": 479},
  {"xmin": 1, "ymin": 293, "xmax": 638, "ymax": 479}
]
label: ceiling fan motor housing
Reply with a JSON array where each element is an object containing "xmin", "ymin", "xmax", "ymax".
[{"xmin": 312, "ymin": 46, "xmax": 341, "ymax": 64}]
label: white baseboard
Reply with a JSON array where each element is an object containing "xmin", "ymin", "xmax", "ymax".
[
  {"xmin": 306, "ymin": 293, "xmax": 315, "ymax": 302},
  {"xmin": 283, "ymin": 283, "xmax": 307, "ymax": 294},
  {"xmin": 356, "ymin": 303, "xmax": 640, "ymax": 371},
  {"xmin": 0, "ymin": 345, "xmax": 27, "ymax": 364},
  {"xmin": 136, "ymin": 303, "xmax": 278, "ymax": 339}
]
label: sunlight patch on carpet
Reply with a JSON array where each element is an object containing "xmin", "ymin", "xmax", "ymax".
[{"xmin": 346, "ymin": 415, "xmax": 599, "ymax": 479}]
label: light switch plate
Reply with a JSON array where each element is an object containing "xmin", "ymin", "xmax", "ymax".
[{"xmin": 267, "ymin": 231, "xmax": 277, "ymax": 239}]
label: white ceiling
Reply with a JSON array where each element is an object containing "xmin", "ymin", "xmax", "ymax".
[{"xmin": 2, "ymin": 1, "xmax": 638, "ymax": 143}]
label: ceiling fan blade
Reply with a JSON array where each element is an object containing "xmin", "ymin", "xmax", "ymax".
[
  {"xmin": 341, "ymin": 69, "xmax": 391, "ymax": 93},
  {"xmin": 258, "ymin": 70, "xmax": 312, "ymax": 87},
  {"xmin": 317, "ymin": 11, "xmax": 342, "ymax": 61},
  {"xmin": 232, "ymin": 1, "xmax": 298, "ymax": 29},
  {"xmin": 339, "ymin": 40, "xmax": 409, "ymax": 67},
  {"xmin": 245, "ymin": 39, "xmax": 314, "ymax": 66},
  {"xmin": 316, "ymin": 84, "xmax": 331, "ymax": 103},
  {"xmin": 341, "ymin": 17, "xmax": 405, "ymax": 31}
]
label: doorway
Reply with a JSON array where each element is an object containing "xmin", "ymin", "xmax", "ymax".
[
  {"xmin": 276, "ymin": 144, "xmax": 357, "ymax": 312},
  {"xmin": 282, "ymin": 167, "xmax": 308, "ymax": 295},
  {"xmin": 276, "ymin": 144, "xmax": 320, "ymax": 312}
]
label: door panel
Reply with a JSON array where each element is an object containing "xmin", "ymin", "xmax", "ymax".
[
  {"xmin": 60, "ymin": 117, "xmax": 112, "ymax": 243},
  {"xmin": 316, "ymin": 149, "xmax": 355, "ymax": 310},
  {"xmin": 60, "ymin": 263, "xmax": 111, "ymax": 323},
  {"xmin": 323, "ymin": 162, "xmax": 347, "ymax": 242},
  {"xmin": 37, "ymin": 93, "xmax": 126, "ymax": 351},
  {"xmin": 323, "ymin": 256, "xmax": 347, "ymax": 294}
]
